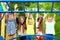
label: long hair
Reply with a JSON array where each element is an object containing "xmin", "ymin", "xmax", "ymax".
[
  {"xmin": 37, "ymin": 17, "xmax": 43, "ymax": 24},
  {"xmin": 18, "ymin": 16, "xmax": 26, "ymax": 30},
  {"xmin": 37, "ymin": 16, "xmax": 43, "ymax": 32},
  {"xmin": 19, "ymin": 16, "xmax": 24, "ymax": 24}
]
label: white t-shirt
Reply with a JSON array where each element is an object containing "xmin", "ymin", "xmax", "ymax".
[{"xmin": 46, "ymin": 20, "xmax": 55, "ymax": 35}]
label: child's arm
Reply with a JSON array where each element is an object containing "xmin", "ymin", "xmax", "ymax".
[
  {"xmin": 14, "ymin": 19, "xmax": 16, "ymax": 23},
  {"xmin": 30, "ymin": 14, "xmax": 34, "ymax": 25},
  {"xmin": 53, "ymin": 13, "xmax": 56, "ymax": 21},
  {"xmin": 14, "ymin": 13, "xmax": 16, "ymax": 19},
  {"xmin": 30, "ymin": 14, "xmax": 34, "ymax": 26},
  {"xmin": 36, "ymin": 13, "xmax": 38, "ymax": 27},
  {"xmin": 43, "ymin": 13, "xmax": 48, "ymax": 21},
  {"xmin": 26, "ymin": 17, "xmax": 28, "ymax": 26}
]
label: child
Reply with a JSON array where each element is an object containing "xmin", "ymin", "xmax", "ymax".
[
  {"xmin": 18, "ymin": 16, "xmax": 26, "ymax": 35},
  {"xmin": 6, "ymin": 14, "xmax": 16, "ymax": 40},
  {"xmin": 26, "ymin": 13, "xmax": 34, "ymax": 40},
  {"xmin": 36, "ymin": 16, "xmax": 44, "ymax": 40},
  {"xmin": 45, "ymin": 13, "xmax": 56, "ymax": 40},
  {"xmin": 19, "ymin": 13, "xmax": 29, "ymax": 40}
]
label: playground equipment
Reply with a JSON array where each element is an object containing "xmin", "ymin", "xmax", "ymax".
[
  {"xmin": 0, "ymin": 0, "xmax": 60, "ymax": 40},
  {"xmin": 0, "ymin": 2, "xmax": 9, "ymax": 40}
]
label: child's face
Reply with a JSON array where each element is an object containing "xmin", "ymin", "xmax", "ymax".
[
  {"xmin": 20, "ymin": 18, "xmax": 24, "ymax": 24},
  {"xmin": 28, "ymin": 19, "xmax": 32, "ymax": 25},
  {"xmin": 47, "ymin": 17, "xmax": 52, "ymax": 22},
  {"xmin": 9, "ymin": 14, "xmax": 13, "ymax": 20}
]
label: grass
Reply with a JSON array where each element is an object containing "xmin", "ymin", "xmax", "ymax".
[{"xmin": 55, "ymin": 14, "xmax": 60, "ymax": 38}]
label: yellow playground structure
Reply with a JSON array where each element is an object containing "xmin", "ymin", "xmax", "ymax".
[{"xmin": 0, "ymin": 2, "xmax": 8, "ymax": 40}]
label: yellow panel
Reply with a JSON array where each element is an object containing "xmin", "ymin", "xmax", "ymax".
[
  {"xmin": 1, "ymin": 15, "xmax": 5, "ymax": 38},
  {"xmin": 1, "ymin": 2, "xmax": 8, "ymax": 40}
]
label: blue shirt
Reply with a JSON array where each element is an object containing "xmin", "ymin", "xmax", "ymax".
[{"xmin": 6, "ymin": 19, "xmax": 16, "ymax": 35}]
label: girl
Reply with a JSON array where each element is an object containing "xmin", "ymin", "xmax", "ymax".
[
  {"xmin": 6, "ymin": 14, "xmax": 16, "ymax": 40},
  {"xmin": 19, "ymin": 13, "xmax": 29, "ymax": 40},
  {"xmin": 18, "ymin": 16, "xmax": 26, "ymax": 35},
  {"xmin": 36, "ymin": 16, "xmax": 44, "ymax": 40},
  {"xmin": 26, "ymin": 13, "xmax": 34, "ymax": 40}
]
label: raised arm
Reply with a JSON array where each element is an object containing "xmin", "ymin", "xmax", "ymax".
[
  {"xmin": 36, "ymin": 13, "xmax": 38, "ymax": 27},
  {"xmin": 43, "ymin": 13, "xmax": 48, "ymax": 21},
  {"xmin": 30, "ymin": 14, "xmax": 34, "ymax": 25},
  {"xmin": 53, "ymin": 13, "xmax": 56, "ymax": 21},
  {"xmin": 26, "ymin": 17, "xmax": 28, "ymax": 26}
]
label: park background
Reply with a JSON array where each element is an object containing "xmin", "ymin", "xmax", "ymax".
[
  {"xmin": 10, "ymin": 2, "xmax": 60, "ymax": 39},
  {"xmin": 0, "ymin": 2, "xmax": 60, "ymax": 40}
]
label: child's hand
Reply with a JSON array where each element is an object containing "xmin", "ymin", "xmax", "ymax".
[
  {"xmin": 54, "ymin": 13, "xmax": 56, "ymax": 17},
  {"xmin": 25, "ymin": 13, "xmax": 29, "ymax": 18},
  {"xmin": 29, "ymin": 14, "xmax": 33, "ymax": 18},
  {"xmin": 14, "ymin": 4, "xmax": 18, "ymax": 9},
  {"xmin": 53, "ymin": 13, "xmax": 56, "ymax": 21}
]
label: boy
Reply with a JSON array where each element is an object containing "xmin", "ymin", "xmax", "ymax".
[
  {"xmin": 6, "ymin": 14, "xmax": 16, "ymax": 40},
  {"xmin": 45, "ymin": 13, "xmax": 56, "ymax": 40}
]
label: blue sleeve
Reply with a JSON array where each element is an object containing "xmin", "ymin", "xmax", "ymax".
[{"xmin": 14, "ymin": 19, "xmax": 16, "ymax": 23}]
